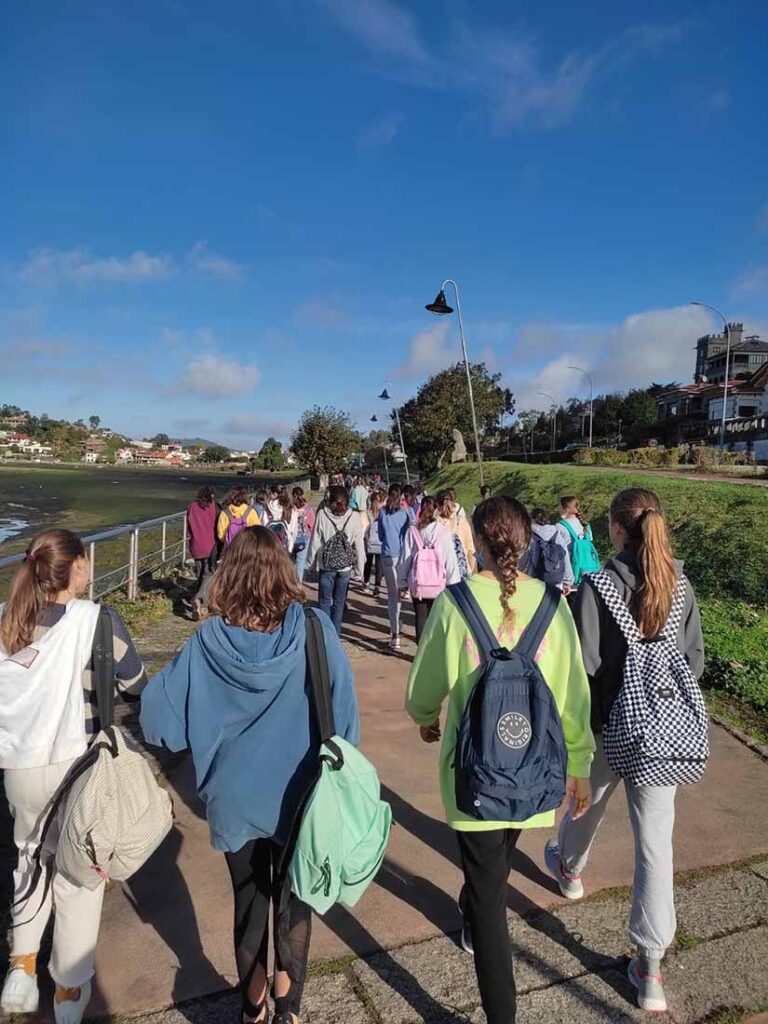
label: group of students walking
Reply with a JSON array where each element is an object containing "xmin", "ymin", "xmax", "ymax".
[{"xmin": 0, "ymin": 478, "xmax": 706, "ymax": 1024}]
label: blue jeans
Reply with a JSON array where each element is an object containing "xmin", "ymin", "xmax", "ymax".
[
  {"xmin": 294, "ymin": 545, "xmax": 309, "ymax": 582},
  {"xmin": 318, "ymin": 571, "xmax": 351, "ymax": 636}
]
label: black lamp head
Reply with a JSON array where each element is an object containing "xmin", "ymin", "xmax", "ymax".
[
  {"xmin": 379, "ymin": 389, "xmax": 391, "ymax": 401},
  {"xmin": 370, "ymin": 414, "xmax": 379, "ymax": 422},
  {"xmin": 426, "ymin": 289, "xmax": 453, "ymax": 316}
]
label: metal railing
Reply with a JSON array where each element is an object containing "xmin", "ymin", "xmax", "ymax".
[{"xmin": 0, "ymin": 510, "xmax": 189, "ymax": 601}]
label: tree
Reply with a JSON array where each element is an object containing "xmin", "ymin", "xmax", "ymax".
[
  {"xmin": 200, "ymin": 444, "xmax": 230, "ymax": 464},
  {"xmin": 291, "ymin": 406, "xmax": 359, "ymax": 475},
  {"xmin": 258, "ymin": 436, "xmax": 284, "ymax": 471},
  {"xmin": 149, "ymin": 433, "xmax": 171, "ymax": 447},
  {"xmin": 398, "ymin": 362, "xmax": 513, "ymax": 472},
  {"xmin": 89, "ymin": 415, "xmax": 101, "ymax": 432}
]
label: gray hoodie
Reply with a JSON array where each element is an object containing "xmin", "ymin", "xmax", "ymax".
[{"xmin": 572, "ymin": 551, "xmax": 705, "ymax": 734}]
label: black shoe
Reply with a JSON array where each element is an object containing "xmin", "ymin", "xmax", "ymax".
[{"xmin": 242, "ymin": 999, "xmax": 270, "ymax": 1024}]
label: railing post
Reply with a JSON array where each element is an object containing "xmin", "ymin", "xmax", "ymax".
[
  {"xmin": 88, "ymin": 541, "xmax": 96, "ymax": 601},
  {"xmin": 129, "ymin": 527, "xmax": 140, "ymax": 600},
  {"xmin": 181, "ymin": 514, "xmax": 188, "ymax": 567},
  {"xmin": 161, "ymin": 520, "xmax": 167, "ymax": 573}
]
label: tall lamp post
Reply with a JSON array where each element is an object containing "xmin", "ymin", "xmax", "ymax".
[
  {"xmin": 370, "ymin": 415, "xmax": 390, "ymax": 486},
  {"xmin": 568, "ymin": 366, "xmax": 594, "ymax": 448},
  {"xmin": 378, "ymin": 386, "xmax": 410, "ymax": 484},
  {"xmin": 691, "ymin": 301, "xmax": 731, "ymax": 450},
  {"xmin": 539, "ymin": 391, "xmax": 557, "ymax": 452},
  {"xmin": 425, "ymin": 280, "xmax": 485, "ymax": 487}
]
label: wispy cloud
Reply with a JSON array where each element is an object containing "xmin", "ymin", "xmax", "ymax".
[
  {"xmin": 180, "ymin": 354, "xmax": 262, "ymax": 398},
  {"xmin": 18, "ymin": 248, "xmax": 173, "ymax": 286},
  {"xmin": 1, "ymin": 336, "xmax": 73, "ymax": 365},
  {"xmin": 734, "ymin": 265, "xmax": 768, "ymax": 296},
  {"xmin": 187, "ymin": 241, "xmax": 244, "ymax": 280},
  {"xmin": 395, "ymin": 321, "xmax": 458, "ymax": 379},
  {"xmin": 320, "ymin": 0, "xmax": 687, "ymax": 129},
  {"xmin": 294, "ymin": 296, "xmax": 348, "ymax": 326},
  {"xmin": 358, "ymin": 112, "xmax": 403, "ymax": 149},
  {"xmin": 222, "ymin": 413, "xmax": 295, "ymax": 439}
]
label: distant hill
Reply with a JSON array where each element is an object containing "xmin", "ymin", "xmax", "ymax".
[{"xmin": 172, "ymin": 437, "xmax": 222, "ymax": 448}]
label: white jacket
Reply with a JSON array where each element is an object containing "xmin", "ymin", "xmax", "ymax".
[
  {"xmin": 397, "ymin": 521, "xmax": 460, "ymax": 589},
  {"xmin": 0, "ymin": 599, "xmax": 100, "ymax": 769}
]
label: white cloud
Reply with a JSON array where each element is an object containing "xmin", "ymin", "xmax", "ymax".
[
  {"xmin": 734, "ymin": 265, "xmax": 768, "ymax": 296},
  {"xmin": 358, "ymin": 112, "xmax": 403, "ymax": 149},
  {"xmin": 395, "ymin": 321, "xmax": 458, "ymax": 378},
  {"xmin": 187, "ymin": 241, "xmax": 244, "ymax": 280},
  {"xmin": 163, "ymin": 328, "xmax": 186, "ymax": 346},
  {"xmin": 295, "ymin": 297, "xmax": 347, "ymax": 325},
  {"xmin": 222, "ymin": 413, "xmax": 294, "ymax": 439},
  {"xmin": 321, "ymin": 0, "xmax": 686, "ymax": 129},
  {"xmin": 19, "ymin": 247, "xmax": 173, "ymax": 286},
  {"xmin": 180, "ymin": 354, "xmax": 261, "ymax": 398},
  {"xmin": 510, "ymin": 304, "xmax": 714, "ymax": 410}
]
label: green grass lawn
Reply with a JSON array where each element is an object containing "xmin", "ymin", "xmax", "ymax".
[{"xmin": 427, "ymin": 462, "xmax": 768, "ymax": 739}]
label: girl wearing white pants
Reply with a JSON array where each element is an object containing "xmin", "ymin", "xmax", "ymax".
[
  {"xmin": 0, "ymin": 529, "xmax": 146, "ymax": 1024},
  {"xmin": 545, "ymin": 488, "xmax": 705, "ymax": 1014}
]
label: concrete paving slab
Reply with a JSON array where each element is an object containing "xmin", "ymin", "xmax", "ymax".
[
  {"xmin": 525, "ymin": 897, "xmax": 633, "ymax": 967},
  {"xmin": 751, "ymin": 860, "xmax": 768, "ymax": 883},
  {"xmin": 666, "ymin": 926, "xmax": 768, "ymax": 1024},
  {"xmin": 675, "ymin": 869, "xmax": 768, "ymax": 940}
]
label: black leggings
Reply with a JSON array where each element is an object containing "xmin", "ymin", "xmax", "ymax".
[
  {"xmin": 224, "ymin": 839, "xmax": 312, "ymax": 1017},
  {"xmin": 194, "ymin": 551, "xmax": 216, "ymax": 594},
  {"xmin": 413, "ymin": 597, "xmax": 435, "ymax": 642},
  {"xmin": 364, "ymin": 553, "xmax": 382, "ymax": 589},
  {"xmin": 457, "ymin": 829, "xmax": 521, "ymax": 1024}
]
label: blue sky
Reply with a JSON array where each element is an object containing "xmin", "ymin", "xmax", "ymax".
[{"xmin": 2, "ymin": 0, "xmax": 767, "ymax": 447}]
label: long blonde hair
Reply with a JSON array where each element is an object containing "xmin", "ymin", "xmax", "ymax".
[
  {"xmin": 610, "ymin": 488, "xmax": 677, "ymax": 637},
  {"xmin": 0, "ymin": 529, "xmax": 85, "ymax": 655}
]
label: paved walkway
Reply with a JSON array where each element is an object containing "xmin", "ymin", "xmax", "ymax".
[{"xmin": 3, "ymin": 584, "xmax": 768, "ymax": 1024}]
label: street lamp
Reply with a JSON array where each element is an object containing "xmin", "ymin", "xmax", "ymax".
[
  {"xmin": 370, "ymin": 415, "xmax": 390, "ymax": 486},
  {"xmin": 378, "ymin": 387, "xmax": 411, "ymax": 483},
  {"xmin": 691, "ymin": 301, "xmax": 731, "ymax": 450},
  {"xmin": 425, "ymin": 280, "xmax": 485, "ymax": 486},
  {"xmin": 539, "ymin": 391, "xmax": 557, "ymax": 452},
  {"xmin": 568, "ymin": 366, "xmax": 594, "ymax": 448}
]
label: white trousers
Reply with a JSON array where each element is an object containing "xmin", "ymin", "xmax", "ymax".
[
  {"xmin": 558, "ymin": 736, "xmax": 677, "ymax": 958},
  {"xmin": 381, "ymin": 556, "xmax": 402, "ymax": 636},
  {"xmin": 4, "ymin": 759, "xmax": 105, "ymax": 988}
]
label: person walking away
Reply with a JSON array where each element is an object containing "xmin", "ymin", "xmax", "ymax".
[
  {"xmin": 472, "ymin": 485, "xmax": 492, "ymax": 516},
  {"xmin": 447, "ymin": 487, "xmax": 468, "ymax": 526},
  {"xmin": 306, "ymin": 486, "xmax": 365, "ymax": 636},
  {"xmin": 547, "ymin": 488, "xmax": 706, "ymax": 1013},
  {"xmin": 0, "ymin": 530, "xmax": 147, "ymax": 1023},
  {"xmin": 436, "ymin": 490, "xmax": 476, "ymax": 576},
  {"xmin": 292, "ymin": 487, "xmax": 315, "ymax": 583},
  {"xmin": 350, "ymin": 477, "xmax": 368, "ymax": 515},
  {"xmin": 520, "ymin": 508, "xmax": 574, "ymax": 593},
  {"xmin": 363, "ymin": 490, "xmax": 384, "ymax": 597},
  {"xmin": 266, "ymin": 485, "xmax": 282, "ymax": 523},
  {"xmin": 405, "ymin": 498, "xmax": 594, "ymax": 1024},
  {"xmin": 251, "ymin": 490, "xmax": 269, "ymax": 526},
  {"xmin": 218, "ymin": 488, "xmax": 261, "ymax": 547},
  {"xmin": 268, "ymin": 493, "xmax": 299, "ymax": 553},
  {"xmin": 377, "ymin": 484, "xmax": 411, "ymax": 650},
  {"xmin": 140, "ymin": 528, "xmax": 360, "ymax": 1024},
  {"xmin": 555, "ymin": 497, "xmax": 600, "ymax": 587},
  {"xmin": 401, "ymin": 484, "xmax": 418, "ymax": 523},
  {"xmin": 397, "ymin": 497, "xmax": 459, "ymax": 642},
  {"xmin": 414, "ymin": 480, "xmax": 427, "ymax": 509},
  {"xmin": 187, "ymin": 484, "xmax": 218, "ymax": 582}
]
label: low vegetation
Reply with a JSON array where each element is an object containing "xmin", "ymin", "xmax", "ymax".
[{"xmin": 427, "ymin": 462, "xmax": 768, "ymax": 737}]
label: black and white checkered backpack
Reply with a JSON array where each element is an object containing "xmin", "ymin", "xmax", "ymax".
[{"xmin": 589, "ymin": 571, "xmax": 709, "ymax": 786}]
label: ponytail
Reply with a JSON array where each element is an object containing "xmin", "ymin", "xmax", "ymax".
[
  {"xmin": 418, "ymin": 496, "xmax": 437, "ymax": 527},
  {"xmin": 385, "ymin": 484, "xmax": 402, "ymax": 514},
  {"xmin": 0, "ymin": 529, "xmax": 85, "ymax": 655},
  {"xmin": 610, "ymin": 489, "xmax": 677, "ymax": 637}
]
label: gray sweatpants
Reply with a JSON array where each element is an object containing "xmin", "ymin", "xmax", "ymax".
[{"xmin": 558, "ymin": 736, "xmax": 677, "ymax": 958}]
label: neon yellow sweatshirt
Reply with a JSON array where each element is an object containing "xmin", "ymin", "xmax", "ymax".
[{"xmin": 405, "ymin": 574, "xmax": 595, "ymax": 831}]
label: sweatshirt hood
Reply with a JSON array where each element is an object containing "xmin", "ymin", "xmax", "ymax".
[
  {"xmin": 532, "ymin": 524, "xmax": 559, "ymax": 540},
  {"xmin": 607, "ymin": 550, "xmax": 684, "ymax": 590},
  {"xmin": 193, "ymin": 602, "xmax": 304, "ymax": 692}
]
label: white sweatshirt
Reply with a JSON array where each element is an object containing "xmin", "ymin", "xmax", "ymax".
[{"xmin": 0, "ymin": 599, "xmax": 100, "ymax": 769}]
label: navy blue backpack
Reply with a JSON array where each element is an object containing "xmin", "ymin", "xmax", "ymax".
[{"xmin": 448, "ymin": 581, "xmax": 568, "ymax": 822}]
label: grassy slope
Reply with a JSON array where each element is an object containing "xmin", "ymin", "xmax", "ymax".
[{"xmin": 427, "ymin": 462, "xmax": 768, "ymax": 737}]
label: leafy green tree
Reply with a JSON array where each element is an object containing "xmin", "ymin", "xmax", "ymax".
[
  {"xmin": 149, "ymin": 433, "xmax": 171, "ymax": 447},
  {"xmin": 398, "ymin": 362, "xmax": 513, "ymax": 472},
  {"xmin": 200, "ymin": 444, "xmax": 230, "ymax": 463},
  {"xmin": 291, "ymin": 406, "xmax": 359, "ymax": 475},
  {"xmin": 258, "ymin": 436, "xmax": 285, "ymax": 471},
  {"xmin": 89, "ymin": 415, "xmax": 101, "ymax": 431}
]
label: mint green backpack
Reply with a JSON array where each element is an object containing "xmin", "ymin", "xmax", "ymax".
[
  {"xmin": 287, "ymin": 610, "xmax": 391, "ymax": 915},
  {"xmin": 559, "ymin": 519, "xmax": 601, "ymax": 584}
]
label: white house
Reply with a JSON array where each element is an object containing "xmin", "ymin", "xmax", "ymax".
[{"xmin": 708, "ymin": 387, "xmax": 763, "ymax": 422}]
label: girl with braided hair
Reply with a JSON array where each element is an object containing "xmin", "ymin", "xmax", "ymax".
[{"xmin": 406, "ymin": 496, "xmax": 594, "ymax": 1024}]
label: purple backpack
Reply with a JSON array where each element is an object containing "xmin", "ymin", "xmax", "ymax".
[
  {"xmin": 224, "ymin": 510, "xmax": 248, "ymax": 545},
  {"xmin": 409, "ymin": 526, "xmax": 447, "ymax": 600}
]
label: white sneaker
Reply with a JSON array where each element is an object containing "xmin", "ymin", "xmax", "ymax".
[
  {"xmin": 54, "ymin": 981, "xmax": 92, "ymax": 1024},
  {"xmin": 389, "ymin": 635, "xmax": 402, "ymax": 651},
  {"xmin": 1, "ymin": 968, "xmax": 39, "ymax": 1014},
  {"xmin": 544, "ymin": 840, "xmax": 584, "ymax": 900},
  {"xmin": 628, "ymin": 956, "xmax": 667, "ymax": 1013}
]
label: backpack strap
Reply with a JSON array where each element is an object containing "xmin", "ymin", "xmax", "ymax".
[
  {"xmin": 662, "ymin": 576, "xmax": 687, "ymax": 639},
  {"xmin": 558, "ymin": 519, "xmax": 579, "ymax": 542},
  {"xmin": 303, "ymin": 608, "xmax": 343, "ymax": 767},
  {"xmin": 411, "ymin": 525, "xmax": 425, "ymax": 551},
  {"xmin": 447, "ymin": 580, "xmax": 499, "ymax": 658},
  {"xmin": 588, "ymin": 571, "xmax": 642, "ymax": 643},
  {"xmin": 516, "ymin": 585, "xmax": 561, "ymax": 659},
  {"xmin": 93, "ymin": 605, "xmax": 115, "ymax": 730}
]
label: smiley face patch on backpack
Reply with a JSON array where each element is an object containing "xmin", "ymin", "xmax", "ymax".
[{"xmin": 497, "ymin": 712, "xmax": 532, "ymax": 750}]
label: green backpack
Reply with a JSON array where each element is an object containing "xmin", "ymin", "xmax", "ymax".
[
  {"xmin": 559, "ymin": 519, "xmax": 601, "ymax": 584},
  {"xmin": 287, "ymin": 610, "xmax": 392, "ymax": 915}
]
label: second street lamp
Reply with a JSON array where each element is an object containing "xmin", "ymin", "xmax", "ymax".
[
  {"xmin": 691, "ymin": 301, "xmax": 731, "ymax": 450},
  {"xmin": 539, "ymin": 391, "xmax": 557, "ymax": 452},
  {"xmin": 568, "ymin": 365, "xmax": 594, "ymax": 449},
  {"xmin": 370, "ymin": 414, "xmax": 390, "ymax": 486},
  {"xmin": 425, "ymin": 280, "xmax": 485, "ymax": 487},
  {"xmin": 378, "ymin": 387, "xmax": 410, "ymax": 484}
]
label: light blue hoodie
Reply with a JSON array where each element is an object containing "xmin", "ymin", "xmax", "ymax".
[
  {"xmin": 378, "ymin": 506, "xmax": 411, "ymax": 558},
  {"xmin": 140, "ymin": 604, "xmax": 359, "ymax": 852}
]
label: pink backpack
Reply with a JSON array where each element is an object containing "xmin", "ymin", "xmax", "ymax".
[{"xmin": 409, "ymin": 526, "xmax": 447, "ymax": 600}]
